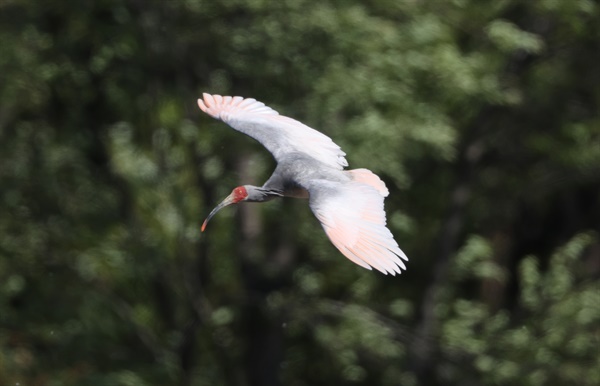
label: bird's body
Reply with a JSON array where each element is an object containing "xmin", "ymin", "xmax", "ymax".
[
  {"xmin": 264, "ymin": 152, "xmax": 344, "ymax": 198},
  {"xmin": 198, "ymin": 93, "xmax": 407, "ymax": 275}
]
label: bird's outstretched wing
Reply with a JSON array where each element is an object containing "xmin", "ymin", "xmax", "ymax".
[
  {"xmin": 307, "ymin": 180, "xmax": 408, "ymax": 275},
  {"xmin": 198, "ymin": 93, "xmax": 348, "ymax": 170}
]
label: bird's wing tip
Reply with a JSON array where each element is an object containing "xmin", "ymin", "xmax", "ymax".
[
  {"xmin": 198, "ymin": 93, "xmax": 224, "ymax": 119},
  {"xmin": 197, "ymin": 98, "xmax": 207, "ymax": 113}
]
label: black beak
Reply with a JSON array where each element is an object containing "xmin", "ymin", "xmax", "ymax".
[{"xmin": 201, "ymin": 192, "xmax": 236, "ymax": 232}]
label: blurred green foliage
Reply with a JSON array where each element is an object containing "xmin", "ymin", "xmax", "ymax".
[{"xmin": 0, "ymin": 0, "xmax": 598, "ymax": 385}]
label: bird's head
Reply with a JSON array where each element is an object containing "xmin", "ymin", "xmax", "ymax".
[
  {"xmin": 201, "ymin": 185, "xmax": 285, "ymax": 232},
  {"xmin": 201, "ymin": 185, "xmax": 284, "ymax": 232}
]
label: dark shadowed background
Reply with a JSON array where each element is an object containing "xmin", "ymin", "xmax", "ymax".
[{"xmin": 1, "ymin": 1, "xmax": 599, "ymax": 385}]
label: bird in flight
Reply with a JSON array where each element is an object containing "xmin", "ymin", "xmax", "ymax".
[{"xmin": 198, "ymin": 93, "xmax": 407, "ymax": 275}]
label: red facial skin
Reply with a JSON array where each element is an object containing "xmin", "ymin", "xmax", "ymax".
[{"xmin": 232, "ymin": 186, "xmax": 248, "ymax": 203}]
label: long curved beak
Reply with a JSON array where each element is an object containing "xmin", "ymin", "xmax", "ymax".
[{"xmin": 201, "ymin": 193, "xmax": 236, "ymax": 232}]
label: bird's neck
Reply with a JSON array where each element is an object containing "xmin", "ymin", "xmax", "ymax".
[{"xmin": 246, "ymin": 186, "xmax": 283, "ymax": 202}]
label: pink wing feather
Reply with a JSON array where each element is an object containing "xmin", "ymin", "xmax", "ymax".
[
  {"xmin": 308, "ymin": 181, "xmax": 407, "ymax": 275},
  {"xmin": 346, "ymin": 168, "xmax": 389, "ymax": 197}
]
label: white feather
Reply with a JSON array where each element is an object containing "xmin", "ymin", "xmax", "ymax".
[{"xmin": 198, "ymin": 93, "xmax": 348, "ymax": 170}]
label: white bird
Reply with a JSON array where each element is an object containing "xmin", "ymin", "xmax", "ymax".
[{"xmin": 198, "ymin": 93, "xmax": 407, "ymax": 275}]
